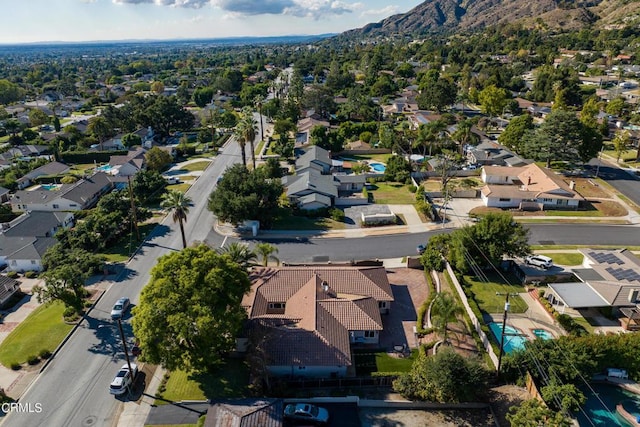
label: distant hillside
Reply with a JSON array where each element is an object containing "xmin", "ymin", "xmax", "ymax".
[{"xmin": 341, "ymin": 0, "xmax": 640, "ymax": 38}]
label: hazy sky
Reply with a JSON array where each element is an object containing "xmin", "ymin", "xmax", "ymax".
[{"xmin": 0, "ymin": 0, "xmax": 424, "ymax": 44}]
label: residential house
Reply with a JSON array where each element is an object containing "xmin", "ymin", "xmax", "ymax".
[
  {"xmin": 16, "ymin": 161, "xmax": 70, "ymax": 190},
  {"xmin": 295, "ymin": 146, "xmax": 332, "ymax": 175},
  {"xmin": 0, "ymin": 211, "xmax": 74, "ymax": 272},
  {"xmin": 0, "ymin": 187, "xmax": 9, "ymax": 203},
  {"xmin": 242, "ymin": 266, "xmax": 394, "ymax": 378},
  {"xmin": 283, "ymin": 170, "xmax": 338, "ymax": 210},
  {"xmin": 480, "ymin": 164, "xmax": 583, "ymax": 210},
  {"xmin": 204, "ymin": 399, "xmax": 283, "ymax": 427},
  {"xmin": 407, "ymin": 111, "xmax": 442, "ymax": 130},
  {"xmin": 11, "ymin": 172, "xmax": 113, "ymax": 212},
  {"xmin": 0, "ymin": 145, "xmax": 51, "ymax": 163},
  {"xmin": 295, "ymin": 117, "xmax": 330, "ymax": 147},
  {"xmin": 333, "ymin": 174, "xmax": 366, "ymax": 193},
  {"xmin": 544, "ymin": 249, "xmax": 640, "ymax": 330},
  {"xmin": 107, "ymin": 147, "xmax": 147, "ymax": 177},
  {"xmin": 467, "ymin": 141, "xmax": 527, "ymax": 167},
  {"xmin": 0, "ymin": 275, "xmax": 20, "ymax": 306}
]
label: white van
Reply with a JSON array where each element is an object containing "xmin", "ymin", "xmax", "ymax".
[
  {"xmin": 164, "ymin": 176, "xmax": 180, "ymax": 185},
  {"xmin": 525, "ymin": 255, "xmax": 553, "ymax": 269}
]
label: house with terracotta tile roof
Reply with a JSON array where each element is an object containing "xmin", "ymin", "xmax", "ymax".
[
  {"xmin": 242, "ymin": 266, "xmax": 393, "ymax": 378},
  {"xmin": 480, "ymin": 164, "xmax": 583, "ymax": 210}
]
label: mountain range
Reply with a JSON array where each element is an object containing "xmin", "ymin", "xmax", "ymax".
[{"xmin": 343, "ymin": 0, "xmax": 640, "ymax": 38}]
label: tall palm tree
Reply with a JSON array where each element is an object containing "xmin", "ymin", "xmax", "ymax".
[
  {"xmin": 161, "ymin": 190, "xmax": 192, "ymax": 249},
  {"xmin": 233, "ymin": 117, "xmax": 248, "ymax": 168},
  {"xmin": 431, "ymin": 292, "xmax": 463, "ymax": 344},
  {"xmin": 255, "ymin": 242, "xmax": 280, "ymax": 267},
  {"xmin": 240, "ymin": 107, "xmax": 258, "ymax": 169},
  {"xmin": 218, "ymin": 242, "xmax": 257, "ymax": 270},
  {"xmin": 254, "ymin": 96, "xmax": 264, "ymax": 143}
]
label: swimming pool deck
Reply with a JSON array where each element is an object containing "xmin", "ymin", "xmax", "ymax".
[{"xmin": 593, "ymin": 375, "xmax": 640, "ymax": 396}]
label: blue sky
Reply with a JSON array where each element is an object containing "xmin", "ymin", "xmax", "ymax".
[{"xmin": 1, "ymin": 0, "xmax": 423, "ymax": 44}]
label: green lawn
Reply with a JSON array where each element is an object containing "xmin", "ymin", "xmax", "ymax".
[
  {"xmin": 180, "ymin": 161, "xmax": 211, "ymax": 172},
  {"xmin": 340, "ymin": 153, "xmax": 392, "ymax": 163},
  {"xmin": 271, "ymin": 211, "xmax": 345, "ymax": 231},
  {"xmin": 531, "ymin": 244, "xmax": 640, "ymax": 251},
  {"xmin": 156, "ymin": 359, "xmax": 249, "ymax": 405},
  {"xmin": 167, "ymin": 183, "xmax": 191, "ymax": 193},
  {"xmin": 98, "ymin": 223, "xmax": 159, "ymax": 263},
  {"xmin": 368, "ymin": 182, "xmax": 416, "ymax": 204},
  {"xmin": 0, "ymin": 301, "xmax": 73, "ymax": 366},
  {"xmin": 463, "ymin": 273, "xmax": 528, "ymax": 315},
  {"xmin": 536, "ymin": 252, "xmax": 584, "ymax": 266},
  {"xmin": 353, "ymin": 349, "xmax": 418, "ymax": 376},
  {"xmin": 255, "ymin": 139, "xmax": 265, "ymax": 155}
]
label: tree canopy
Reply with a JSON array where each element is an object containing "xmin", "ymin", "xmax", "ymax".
[
  {"xmin": 208, "ymin": 164, "xmax": 283, "ymax": 227},
  {"xmin": 132, "ymin": 245, "xmax": 251, "ymax": 373}
]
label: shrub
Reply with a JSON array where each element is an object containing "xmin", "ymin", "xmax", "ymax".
[
  {"xmin": 329, "ymin": 208, "xmax": 345, "ymax": 222},
  {"xmin": 10, "ymin": 363, "xmax": 21, "ymax": 371},
  {"xmin": 408, "ymin": 185, "xmax": 417, "ymax": 193},
  {"xmin": 538, "ymin": 289, "xmax": 545, "ymax": 298},
  {"xmin": 39, "ymin": 349, "xmax": 52, "ymax": 359},
  {"xmin": 63, "ymin": 306, "xmax": 77, "ymax": 318},
  {"xmin": 24, "ymin": 271, "xmax": 37, "ymax": 279},
  {"xmin": 27, "ymin": 355, "xmax": 40, "ymax": 365},
  {"xmin": 6, "ymin": 271, "xmax": 18, "ymax": 279}
]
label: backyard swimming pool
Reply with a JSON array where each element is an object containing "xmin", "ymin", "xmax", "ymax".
[
  {"xmin": 488, "ymin": 323, "xmax": 528, "ymax": 353},
  {"xmin": 532, "ymin": 329, "xmax": 554, "ymax": 340},
  {"xmin": 40, "ymin": 184, "xmax": 61, "ymax": 191},
  {"xmin": 578, "ymin": 383, "xmax": 640, "ymax": 426},
  {"xmin": 95, "ymin": 164, "xmax": 113, "ymax": 172},
  {"xmin": 369, "ymin": 162, "xmax": 386, "ymax": 173}
]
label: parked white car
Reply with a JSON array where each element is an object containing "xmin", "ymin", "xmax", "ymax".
[
  {"xmin": 109, "ymin": 363, "xmax": 138, "ymax": 395},
  {"xmin": 525, "ymin": 255, "xmax": 553, "ymax": 269}
]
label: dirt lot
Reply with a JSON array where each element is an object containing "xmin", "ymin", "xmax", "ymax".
[{"xmin": 359, "ymin": 407, "xmax": 496, "ymax": 427}]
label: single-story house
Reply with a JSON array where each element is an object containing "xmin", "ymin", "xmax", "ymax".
[
  {"xmin": 295, "ymin": 146, "xmax": 332, "ymax": 175},
  {"xmin": 0, "ymin": 275, "xmax": 20, "ymax": 306},
  {"xmin": 407, "ymin": 111, "xmax": 442, "ymax": 130},
  {"xmin": 2, "ymin": 211, "xmax": 74, "ymax": 238},
  {"xmin": 16, "ymin": 161, "xmax": 70, "ymax": 190},
  {"xmin": 283, "ymin": 170, "xmax": 338, "ymax": 210},
  {"xmin": 480, "ymin": 164, "xmax": 583, "ymax": 210},
  {"xmin": 0, "ymin": 187, "xmax": 9, "ymax": 203},
  {"xmin": 0, "ymin": 236, "xmax": 56, "ymax": 272},
  {"xmin": 0, "ymin": 145, "xmax": 50, "ymax": 163},
  {"xmin": 107, "ymin": 147, "xmax": 147, "ymax": 177},
  {"xmin": 544, "ymin": 249, "xmax": 640, "ymax": 330},
  {"xmin": 204, "ymin": 399, "xmax": 283, "ymax": 427},
  {"xmin": 242, "ymin": 266, "xmax": 394, "ymax": 378},
  {"xmin": 11, "ymin": 172, "xmax": 114, "ymax": 212},
  {"xmin": 467, "ymin": 141, "xmax": 527, "ymax": 167},
  {"xmin": 295, "ymin": 117, "xmax": 330, "ymax": 147}
]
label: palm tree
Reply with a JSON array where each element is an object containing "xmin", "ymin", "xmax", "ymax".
[
  {"xmin": 240, "ymin": 107, "xmax": 258, "ymax": 169},
  {"xmin": 161, "ymin": 190, "xmax": 192, "ymax": 249},
  {"xmin": 218, "ymin": 242, "xmax": 257, "ymax": 270},
  {"xmin": 255, "ymin": 242, "xmax": 280, "ymax": 267},
  {"xmin": 233, "ymin": 119, "xmax": 248, "ymax": 168},
  {"xmin": 431, "ymin": 292, "xmax": 463, "ymax": 344},
  {"xmin": 254, "ymin": 96, "xmax": 264, "ymax": 143}
]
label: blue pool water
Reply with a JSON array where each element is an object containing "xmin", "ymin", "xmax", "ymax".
[
  {"xmin": 370, "ymin": 163, "xmax": 386, "ymax": 173},
  {"xmin": 578, "ymin": 383, "xmax": 640, "ymax": 426},
  {"xmin": 95, "ymin": 164, "xmax": 113, "ymax": 172},
  {"xmin": 532, "ymin": 328, "xmax": 554, "ymax": 340},
  {"xmin": 488, "ymin": 323, "xmax": 528, "ymax": 353},
  {"xmin": 40, "ymin": 184, "xmax": 59, "ymax": 191}
]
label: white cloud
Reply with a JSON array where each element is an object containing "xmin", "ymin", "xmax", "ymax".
[
  {"xmin": 112, "ymin": 0, "xmax": 357, "ymax": 17},
  {"xmin": 359, "ymin": 5, "xmax": 400, "ymax": 17}
]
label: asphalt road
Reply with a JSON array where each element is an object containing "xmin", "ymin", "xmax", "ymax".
[
  {"xmin": 587, "ymin": 158, "xmax": 640, "ymax": 206},
  {"xmin": 4, "ymin": 141, "xmax": 241, "ymax": 427},
  {"xmin": 209, "ymin": 223, "xmax": 640, "ymax": 264}
]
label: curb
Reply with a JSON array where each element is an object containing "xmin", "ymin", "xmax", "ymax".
[{"xmin": 38, "ymin": 287, "xmax": 109, "ymax": 375}]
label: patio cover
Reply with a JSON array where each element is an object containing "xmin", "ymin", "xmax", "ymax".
[{"xmin": 548, "ymin": 282, "xmax": 609, "ymax": 308}]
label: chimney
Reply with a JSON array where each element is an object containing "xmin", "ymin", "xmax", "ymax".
[
  {"xmin": 569, "ymin": 180, "xmax": 575, "ymax": 190},
  {"xmin": 527, "ymin": 176, "xmax": 531, "ymax": 186},
  {"xmin": 322, "ymin": 281, "xmax": 329, "ymax": 293}
]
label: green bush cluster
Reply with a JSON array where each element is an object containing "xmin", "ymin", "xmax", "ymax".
[
  {"xmin": 415, "ymin": 198, "xmax": 435, "ymax": 221},
  {"xmin": 24, "ymin": 271, "xmax": 37, "ymax": 279},
  {"xmin": 6, "ymin": 271, "xmax": 18, "ymax": 279},
  {"xmin": 27, "ymin": 355, "xmax": 39, "ymax": 365},
  {"xmin": 39, "ymin": 349, "xmax": 52, "ymax": 359},
  {"xmin": 329, "ymin": 208, "xmax": 345, "ymax": 222},
  {"xmin": 10, "ymin": 362, "xmax": 21, "ymax": 371}
]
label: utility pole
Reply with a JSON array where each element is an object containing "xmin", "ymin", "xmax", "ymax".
[
  {"xmin": 127, "ymin": 175, "xmax": 140, "ymax": 241},
  {"xmin": 594, "ymin": 145, "xmax": 605, "ymax": 179},
  {"xmin": 496, "ymin": 292, "xmax": 519, "ymax": 379},
  {"xmin": 116, "ymin": 318, "xmax": 135, "ymax": 395}
]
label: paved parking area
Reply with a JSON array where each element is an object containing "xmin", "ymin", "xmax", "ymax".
[{"xmin": 284, "ymin": 402, "xmax": 360, "ymax": 427}]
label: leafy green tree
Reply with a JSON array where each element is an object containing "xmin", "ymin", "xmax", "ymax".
[
  {"xmin": 255, "ymin": 242, "xmax": 280, "ymax": 266},
  {"xmin": 122, "ymin": 133, "xmax": 142, "ymax": 148},
  {"xmin": 132, "ymin": 245, "xmax": 251, "ymax": 373},
  {"xmin": 0, "ymin": 79, "xmax": 24, "ymax": 104},
  {"xmin": 33, "ymin": 264, "xmax": 89, "ymax": 313},
  {"xmin": 417, "ymin": 77, "xmax": 457, "ymax": 112},
  {"xmin": 218, "ymin": 242, "xmax": 257, "ymax": 270},
  {"xmin": 525, "ymin": 109, "xmax": 589, "ymax": 167},
  {"xmin": 420, "ymin": 234, "xmax": 451, "ymax": 272},
  {"xmin": 161, "ymin": 190, "xmax": 192, "ymax": 249},
  {"xmin": 384, "ymin": 155, "xmax": 412, "ymax": 183},
  {"xmin": 430, "ymin": 292, "xmax": 463, "ymax": 343},
  {"xmin": 28, "ymin": 109, "xmax": 49, "ymax": 127},
  {"xmin": 498, "ymin": 114, "xmax": 534, "ymax": 152},
  {"xmin": 541, "ymin": 383, "xmax": 586, "ymax": 413},
  {"xmin": 87, "ymin": 116, "xmax": 113, "ymax": 151},
  {"xmin": 478, "ymin": 84, "xmax": 511, "ymax": 118},
  {"xmin": 145, "ymin": 146, "xmax": 173, "ymax": 171},
  {"xmin": 53, "ymin": 115, "xmax": 61, "ymax": 132},
  {"xmin": 605, "ymin": 96, "xmax": 627, "ymax": 118},
  {"xmin": 393, "ymin": 348, "xmax": 489, "ymax": 403},
  {"xmin": 506, "ymin": 400, "xmax": 572, "ymax": 427},
  {"xmin": 193, "ymin": 87, "xmax": 214, "ymax": 108},
  {"xmin": 612, "ymin": 130, "xmax": 630, "ymax": 163},
  {"xmin": 132, "ymin": 169, "xmax": 167, "ymax": 202},
  {"xmin": 260, "ymin": 157, "xmax": 283, "ymax": 179},
  {"xmin": 136, "ymin": 95, "xmax": 194, "ymax": 139},
  {"xmin": 208, "ymin": 164, "xmax": 283, "ymax": 228}
]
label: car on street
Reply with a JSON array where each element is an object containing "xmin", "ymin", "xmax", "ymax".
[
  {"xmin": 110, "ymin": 297, "xmax": 130, "ymax": 319},
  {"xmin": 109, "ymin": 363, "xmax": 138, "ymax": 395},
  {"xmin": 284, "ymin": 403, "xmax": 329, "ymax": 425},
  {"xmin": 525, "ymin": 255, "xmax": 553, "ymax": 269},
  {"xmin": 417, "ymin": 244, "xmax": 426, "ymax": 255}
]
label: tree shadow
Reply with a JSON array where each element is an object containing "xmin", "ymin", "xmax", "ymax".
[
  {"xmin": 188, "ymin": 359, "xmax": 250, "ymax": 400},
  {"xmin": 84, "ymin": 316, "xmax": 137, "ymax": 360}
]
